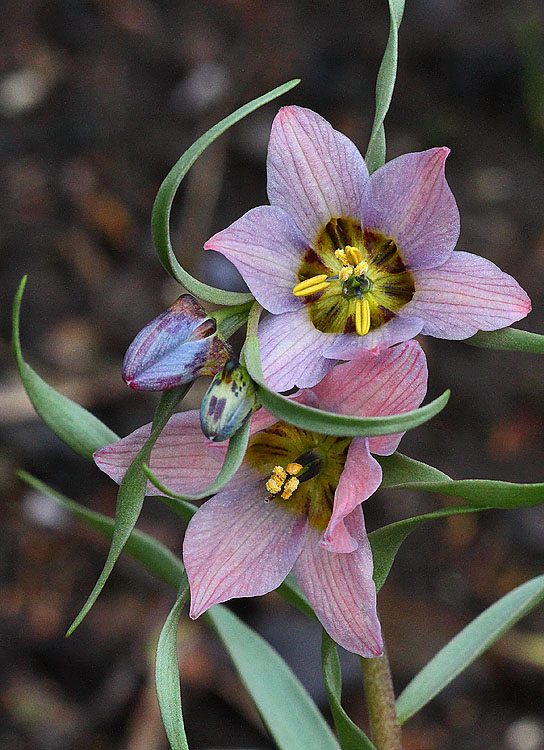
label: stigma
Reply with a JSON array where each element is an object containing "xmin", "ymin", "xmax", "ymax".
[{"xmin": 266, "ymin": 462, "xmax": 303, "ymax": 500}]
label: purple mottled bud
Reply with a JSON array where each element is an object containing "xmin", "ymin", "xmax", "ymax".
[
  {"xmin": 200, "ymin": 358, "xmax": 259, "ymax": 441},
  {"xmin": 122, "ymin": 295, "xmax": 231, "ymax": 391}
]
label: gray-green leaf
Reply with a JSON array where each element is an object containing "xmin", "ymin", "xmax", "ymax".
[
  {"xmin": 12, "ymin": 276, "xmax": 118, "ymax": 460},
  {"xmin": 396, "ymin": 574, "xmax": 544, "ymax": 723},
  {"xmin": 156, "ymin": 580, "xmax": 191, "ymax": 750},
  {"xmin": 207, "ymin": 605, "xmax": 340, "ymax": 750},
  {"xmin": 152, "ymin": 79, "xmax": 300, "ymax": 305},
  {"xmin": 322, "ymin": 632, "xmax": 376, "ymax": 750}
]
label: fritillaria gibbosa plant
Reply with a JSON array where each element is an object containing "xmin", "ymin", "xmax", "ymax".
[{"xmin": 12, "ymin": 5, "xmax": 544, "ymax": 749}]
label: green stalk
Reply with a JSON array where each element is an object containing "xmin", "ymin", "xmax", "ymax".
[{"xmin": 361, "ymin": 650, "xmax": 402, "ymax": 749}]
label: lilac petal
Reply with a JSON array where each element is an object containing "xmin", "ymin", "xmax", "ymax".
[
  {"xmin": 94, "ymin": 411, "xmax": 226, "ymax": 495},
  {"xmin": 204, "ymin": 206, "xmax": 308, "ymax": 314},
  {"xmin": 267, "ymin": 106, "xmax": 369, "ymax": 244},
  {"xmin": 321, "ymin": 438, "xmax": 382, "ymax": 553},
  {"xmin": 322, "ymin": 315, "xmax": 423, "ymax": 360},
  {"xmin": 258, "ymin": 309, "xmax": 338, "ymax": 391},
  {"xmin": 293, "ymin": 508, "xmax": 383, "ymax": 657},
  {"xmin": 184, "ymin": 483, "xmax": 308, "ymax": 617},
  {"xmin": 404, "ymin": 251, "xmax": 532, "ymax": 339},
  {"xmin": 314, "ymin": 341, "xmax": 428, "ymax": 456},
  {"xmin": 362, "ymin": 148, "xmax": 460, "ymax": 270},
  {"xmin": 123, "ymin": 295, "xmax": 230, "ymax": 391}
]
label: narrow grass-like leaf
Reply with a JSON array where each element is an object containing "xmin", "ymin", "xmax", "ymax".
[
  {"xmin": 152, "ymin": 79, "xmax": 300, "ymax": 304},
  {"xmin": 207, "ymin": 605, "xmax": 340, "ymax": 750},
  {"xmin": 365, "ymin": 0, "xmax": 405, "ymax": 173},
  {"xmin": 379, "ymin": 452, "xmax": 544, "ymax": 506},
  {"xmin": 396, "ymin": 574, "xmax": 544, "ymax": 723},
  {"xmin": 277, "ymin": 575, "xmax": 316, "ymax": 619},
  {"xmin": 142, "ymin": 417, "xmax": 251, "ymax": 500},
  {"xmin": 464, "ymin": 326, "xmax": 544, "ymax": 354},
  {"xmin": 371, "ymin": 457, "xmax": 544, "ymax": 592},
  {"xmin": 67, "ymin": 384, "xmax": 191, "ymax": 635},
  {"xmin": 17, "ymin": 471, "xmax": 185, "ymax": 589},
  {"xmin": 12, "ymin": 277, "xmax": 118, "ymax": 459},
  {"xmin": 213, "ymin": 301, "xmax": 253, "ymax": 340},
  {"xmin": 322, "ymin": 632, "xmax": 376, "ymax": 750},
  {"xmin": 243, "ymin": 305, "xmax": 450, "ymax": 437},
  {"xmin": 156, "ymin": 579, "xmax": 191, "ymax": 750}
]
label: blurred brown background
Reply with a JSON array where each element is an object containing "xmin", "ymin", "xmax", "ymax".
[{"xmin": 2, "ymin": 0, "xmax": 544, "ymax": 748}]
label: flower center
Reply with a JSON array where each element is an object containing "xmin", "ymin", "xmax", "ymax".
[
  {"xmin": 292, "ymin": 218, "xmax": 415, "ymax": 336},
  {"xmin": 245, "ymin": 421, "xmax": 350, "ymax": 531},
  {"xmin": 265, "ymin": 450, "xmax": 323, "ymax": 500}
]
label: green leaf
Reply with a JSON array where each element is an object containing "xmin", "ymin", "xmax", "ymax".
[
  {"xmin": 142, "ymin": 417, "xmax": 251, "ymax": 500},
  {"xmin": 207, "ymin": 605, "xmax": 340, "ymax": 750},
  {"xmin": 464, "ymin": 326, "xmax": 544, "ymax": 354},
  {"xmin": 213, "ymin": 301, "xmax": 253, "ymax": 340},
  {"xmin": 12, "ymin": 276, "xmax": 118, "ymax": 459},
  {"xmin": 17, "ymin": 471, "xmax": 185, "ymax": 589},
  {"xmin": 243, "ymin": 305, "xmax": 450, "ymax": 438},
  {"xmin": 67, "ymin": 384, "xmax": 191, "ymax": 635},
  {"xmin": 156, "ymin": 580, "xmax": 191, "ymax": 750},
  {"xmin": 396, "ymin": 574, "xmax": 544, "ymax": 723},
  {"xmin": 371, "ymin": 454, "xmax": 544, "ymax": 592},
  {"xmin": 379, "ymin": 452, "xmax": 544, "ymax": 507},
  {"xmin": 322, "ymin": 632, "xmax": 376, "ymax": 750},
  {"xmin": 365, "ymin": 0, "xmax": 405, "ymax": 173},
  {"xmin": 277, "ymin": 575, "xmax": 316, "ymax": 619},
  {"xmin": 152, "ymin": 79, "xmax": 300, "ymax": 305}
]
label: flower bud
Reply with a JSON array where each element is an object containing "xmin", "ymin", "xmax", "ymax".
[
  {"xmin": 200, "ymin": 359, "xmax": 259, "ymax": 441},
  {"xmin": 122, "ymin": 295, "xmax": 231, "ymax": 391}
]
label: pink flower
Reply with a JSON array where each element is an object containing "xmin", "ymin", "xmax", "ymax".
[
  {"xmin": 205, "ymin": 106, "xmax": 531, "ymax": 391},
  {"xmin": 94, "ymin": 341, "xmax": 428, "ymax": 657}
]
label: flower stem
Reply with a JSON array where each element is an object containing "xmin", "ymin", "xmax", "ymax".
[{"xmin": 361, "ymin": 649, "xmax": 402, "ymax": 749}]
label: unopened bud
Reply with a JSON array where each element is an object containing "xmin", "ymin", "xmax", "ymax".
[
  {"xmin": 200, "ymin": 358, "xmax": 259, "ymax": 441},
  {"xmin": 122, "ymin": 295, "xmax": 231, "ymax": 391}
]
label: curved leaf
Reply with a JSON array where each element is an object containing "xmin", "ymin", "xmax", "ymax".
[
  {"xmin": 365, "ymin": 0, "xmax": 405, "ymax": 173},
  {"xmin": 379, "ymin": 452, "xmax": 544, "ymax": 507},
  {"xmin": 207, "ymin": 605, "xmax": 340, "ymax": 750},
  {"xmin": 152, "ymin": 79, "xmax": 300, "ymax": 304},
  {"xmin": 396, "ymin": 574, "xmax": 544, "ymax": 723},
  {"xmin": 17, "ymin": 471, "xmax": 185, "ymax": 589},
  {"xmin": 156, "ymin": 581, "xmax": 191, "ymax": 750},
  {"xmin": 464, "ymin": 326, "xmax": 544, "ymax": 354},
  {"xmin": 142, "ymin": 416, "xmax": 251, "ymax": 500},
  {"xmin": 67, "ymin": 384, "xmax": 191, "ymax": 635},
  {"xmin": 322, "ymin": 632, "xmax": 376, "ymax": 750},
  {"xmin": 12, "ymin": 277, "xmax": 118, "ymax": 459},
  {"xmin": 243, "ymin": 305, "xmax": 450, "ymax": 438},
  {"xmin": 371, "ymin": 456, "xmax": 544, "ymax": 592},
  {"xmin": 213, "ymin": 301, "xmax": 253, "ymax": 340}
]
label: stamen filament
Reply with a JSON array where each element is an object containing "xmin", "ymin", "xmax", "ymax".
[
  {"xmin": 293, "ymin": 275, "xmax": 329, "ymax": 296},
  {"xmin": 355, "ymin": 297, "xmax": 371, "ymax": 336}
]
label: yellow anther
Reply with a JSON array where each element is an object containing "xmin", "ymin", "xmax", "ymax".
[
  {"xmin": 281, "ymin": 476, "xmax": 299, "ymax": 500},
  {"xmin": 355, "ymin": 297, "xmax": 371, "ymax": 336},
  {"xmin": 345, "ymin": 245, "xmax": 362, "ymax": 265},
  {"xmin": 266, "ymin": 475, "xmax": 284, "ymax": 494},
  {"xmin": 286, "ymin": 462, "xmax": 303, "ymax": 476},
  {"xmin": 339, "ymin": 266, "xmax": 353, "ymax": 281},
  {"xmin": 335, "ymin": 248, "xmax": 348, "ymax": 264},
  {"xmin": 293, "ymin": 275, "xmax": 329, "ymax": 297},
  {"xmin": 354, "ymin": 260, "xmax": 369, "ymax": 276},
  {"xmin": 293, "ymin": 281, "xmax": 329, "ymax": 297},
  {"xmin": 272, "ymin": 465, "xmax": 287, "ymax": 481}
]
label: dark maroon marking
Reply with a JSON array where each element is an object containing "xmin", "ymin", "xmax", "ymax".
[
  {"xmin": 344, "ymin": 314, "xmax": 356, "ymax": 334},
  {"xmin": 381, "ymin": 284, "xmax": 414, "ymax": 299},
  {"xmin": 303, "ymin": 247, "xmax": 328, "ymax": 269},
  {"xmin": 213, "ymin": 398, "xmax": 226, "ymax": 421},
  {"xmin": 378, "ymin": 305, "xmax": 396, "ymax": 323}
]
